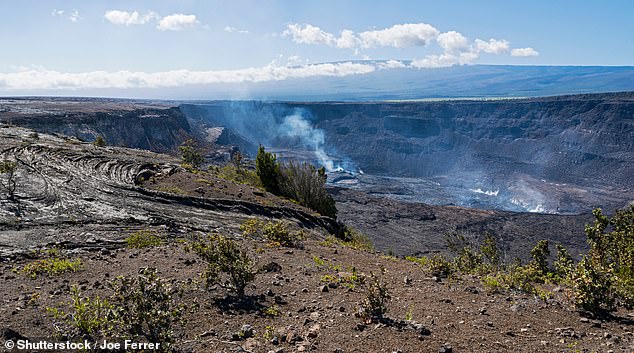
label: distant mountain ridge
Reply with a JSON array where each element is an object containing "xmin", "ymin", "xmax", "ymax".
[{"xmin": 224, "ymin": 63, "xmax": 634, "ymax": 101}]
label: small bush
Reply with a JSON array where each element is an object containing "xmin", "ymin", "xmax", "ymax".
[
  {"xmin": 554, "ymin": 244, "xmax": 575, "ymax": 279},
  {"xmin": 337, "ymin": 226, "xmax": 374, "ymax": 251},
  {"xmin": 570, "ymin": 206, "xmax": 634, "ymax": 313},
  {"xmin": 262, "ymin": 220, "xmax": 304, "ymax": 248},
  {"xmin": 21, "ymin": 258, "xmax": 83, "ymax": 279},
  {"xmin": 179, "ymin": 139, "xmax": 204, "ymax": 169},
  {"xmin": 93, "ymin": 135, "xmax": 106, "ymax": 147},
  {"xmin": 570, "ymin": 256, "xmax": 615, "ymax": 314},
  {"xmin": 359, "ymin": 275, "xmax": 391, "ymax": 323},
  {"xmin": 47, "ymin": 286, "xmax": 117, "ymax": 339},
  {"xmin": 190, "ymin": 235, "xmax": 255, "ymax": 297},
  {"xmin": 241, "ymin": 219, "xmax": 304, "ymax": 248},
  {"xmin": 215, "ymin": 164, "xmax": 261, "ymax": 187},
  {"xmin": 528, "ymin": 240, "xmax": 550, "ymax": 279},
  {"xmin": 481, "ymin": 274, "xmax": 504, "ymax": 294},
  {"xmin": 480, "ymin": 233, "xmax": 501, "ymax": 270},
  {"xmin": 427, "ymin": 255, "xmax": 454, "ymax": 278},
  {"xmin": 255, "ymin": 145, "xmax": 280, "ymax": 194},
  {"xmin": 0, "ymin": 159, "xmax": 18, "ymax": 200},
  {"xmin": 49, "ymin": 268, "xmax": 184, "ymax": 350},
  {"xmin": 126, "ymin": 230, "xmax": 164, "ymax": 248},
  {"xmin": 109, "ymin": 268, "xmax": 185, "ymax": 348},
  {"xmin": 279, "ymin": 161, "xmax": 337, "ymax": 218}
]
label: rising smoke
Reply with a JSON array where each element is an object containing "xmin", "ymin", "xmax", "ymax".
[{"xmin": 278, "ymin": 110, "xmax": 336, "ymax": 171}]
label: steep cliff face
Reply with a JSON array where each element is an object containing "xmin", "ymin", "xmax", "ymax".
[
  {"xmin": 300, "ymin": 94, "xmax": 634, "ymax": 188},
  {"xmin": 184, "ymin": 93, "xmax": 634, "ymax": 213},
  {"xmin": 0, "ymin": 98, "xmax": 192, "ymax": 153}
]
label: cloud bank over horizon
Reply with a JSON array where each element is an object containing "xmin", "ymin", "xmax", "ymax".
[
  {"xmin": 283, "ymin": 22, "xmax": 538, "ymax": 68},
  {"xmin": 0, "ymin": 17, "xmax": 540, "ymax": 92}
]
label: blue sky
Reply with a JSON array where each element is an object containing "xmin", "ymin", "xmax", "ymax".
[{"xmin": 0, "ymin": 0, "xmax": 632, "ymax": 94}]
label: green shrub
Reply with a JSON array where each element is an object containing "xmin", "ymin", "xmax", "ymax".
[
  {"xmin": 179, "ymin": 139, "xmax": 204, "ymax": 169},
  {"xmin": 571, "ymin": 206, "xmax": 634, "ymax": 313},
  {"xmin": 359, "ymin": 275, "xmax": 391, "ymax": 323},
  {"xmin": 336, "ymin": 226, "xmax": 374, "ymax": 251},
  {"xmin": 427, "ymin": 255, "xmax": 454, "ymax": 278},
  {"xmin": 21, "ymin": 258, "xmax": 83, "ymax": 279},
  {"xmin": 480, "ymin": 233, "xmax": 501, "ymax": 270},
  {"xmin": 126, "ymin": 230, "xmax": 164, "ymax": 248},
  {"xmin": 255, "ymin": 145, "xmax": 280, "ymax": 194},
  {"xmin": 481, "ymin": 274, "xmax": 504, "ymax": 294},
  {"xmin": 262, "ymin": 220, "xmax": 304, "ymax": 248},
  {"xmin": 109, "ymin": 268, "xmax": 185, "ymax": 348},
  {"xmin": 528, "ymin": 240, "xmax": 550, "ymax": 278},
  {"xmin": 215, "ymin": 163, "xmax": 261, "ymax": 187},
  {"xmin": 0, "ymin": 159, "xmax": 18, "ymax": 200},
  {"xmin": 93, "ymin": 135, "xmax": 106, "ymax": 147},
  {"xmin": 47, "ymin": 285, "xmax": 117, "ymax": 339},
  {"xmin": 554, "ymin": 244, "xmax": 575, "ymax": 279},
  {"xmin": 279, "ymin": 161, "xmax": 337, "ymax": 218},
  {"xmin": 190, "ymin": 235, "xmax": 255, "ymax": 297},
  {"xmin": 571, "ymin": 256, "xmax": 615, "ymax": 313},
  {"xmin": 241, "ymin": 219, "xmax": 304, "ymax": 248},
  {"xmin": 49, "ymin": 268, "xmax": 184, "ymax": 350}
]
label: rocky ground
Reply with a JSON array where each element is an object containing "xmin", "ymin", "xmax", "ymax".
[
  {"xmin": 1, "ymin": 237, "xmax": 633, "ymax": 352},
  {"xmin": 1, "ymin": 125, "xmax": 633, "ymax": 352}
]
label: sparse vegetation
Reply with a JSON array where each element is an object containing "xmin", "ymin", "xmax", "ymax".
[
  {"xmin": 93, "ymin": 135, "xmax": 106, "ymax": 147},
  {"xmin": 47, "ymin": 285, "xmax": 116, "ymax": 339},
  {"xmin": 48, "ymin": 268, "xmax": 184, "ymax": 350},
  {"xmin": 279, "ymin": 160, "xmax": 337, "ymax": 218},
  {"xmin": 256, "ymin": 146, "xmax": 338, "ymax": 218},
  {"xmin": 0, "ymin": 159, "xmax": 18, "ymax": 200},
  {"xmin": 213, "ymin": 163, "xmax": 261, "ymax": 187},
  {"xmin": 190, "ymin": 234, "xmax": 256, "ymax": 297},
  {"xmin": 359, "ymin": 274, "xmax": 391, "ymax": 323},
  {"xmin": 330, "ymin": 225, "xmax": 374, "ymax": 251},
  {"xmin": 256, "ymin": 145, "xmax": 280, "ymax": 194},
  {"xmin": 241, "ymin": 219, "xmax": 305, "ymax": 248},
  {"xmin": 21, "ymin": 258, "xmax": 83, "ymax": 279},
  {"xmin": 126, "ymin": 230, "xmax": 165, "ymax": 248},
  {"xmin": 570, "ymin": 206, "xmax": 634, "ymax": 314},
  {"xmin": 179, "ymin": 139, "xmax": 204, "ymax": 169},
  {"xmin": 109, "ymin": 267, "xmax": 186, "ymax": 348}
]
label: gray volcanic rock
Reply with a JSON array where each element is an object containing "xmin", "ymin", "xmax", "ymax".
[
  {"xmin": 0, "ymin": 98, "xmax": 192, "ymax": 153},
  {"xmin": 184, "ymin": 93, "xmax": 634, "ymax": 213},
  {"xmin": 0, "ymin": 125, "xmax": 335, "ymax": 257}
]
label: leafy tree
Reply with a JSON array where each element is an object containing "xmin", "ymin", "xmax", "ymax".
[
  {"xmin": 178, "ymin": 139, "xmax": 204, "ymax": 169},
  {"xmin": 93, "ymin": 135, "xmax": 106, "ymax": 147},
  {"xmin": 572, "ymin": 206, "xmax": 634, "ymax": 312},
  {"xmin": 255, "ymin": 145, "xmax": 280, "ymax": 194},
  {"xmin": 0, "ymin": 160, "xmax": 18, "ymax": 200},
  {"xmin": 279, "ymin": 161, "xmax": 337, "ymax": 218}
]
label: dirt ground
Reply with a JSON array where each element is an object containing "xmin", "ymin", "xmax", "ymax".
[{"xmin": 1, "ymin": 235, "xmax": 632, "ymax": 353}]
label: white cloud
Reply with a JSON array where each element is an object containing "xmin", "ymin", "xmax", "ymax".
[
  {"xmin": 358, "ymin": 23, "xmax": 440, "ymax": 48},
  {"xmin": 377, "ymin": 60, "xmax": 406, "ymax": 69},
  {"xmin": 52, "ymin": 8, "xmax": 80, "ymax": 23},
  {"xmin": 511, "ymin": 47, "xmax": 539, "ymax": 57},
  {"xmin": 68, "ymin": 10, "xmax": 80, "ymax": 23},
  {"xmin": 0, "ymin": 62, "xmax": 377, "ymax": 90},
  {"xmin": 224, "ymin": 26, "xmax": 249, "ymax": 34},
  {"xmin": 104, "ymin": 10, "xmax": 158, "ymax": 26},
  {"xmin": 437, "ymin": 31, "xmax": 469, "ymax": 53},
  {"xmin": 283, "ymin": 24, "xmax": 335, "ymax": 45},
  {"xmin": 157, "ymin": 14, "xmax": 199, "ymax": 31},
  {"xmin": 284, "ymin": 22, "xmax": 439, "ymax": 49},
  {"xmin": 335, "ymin": 29, "xmax": 360, "ymax": 49},
  {"xmin": 474, "ymin": 38, "xmax": 510, "ymax": 54}
]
